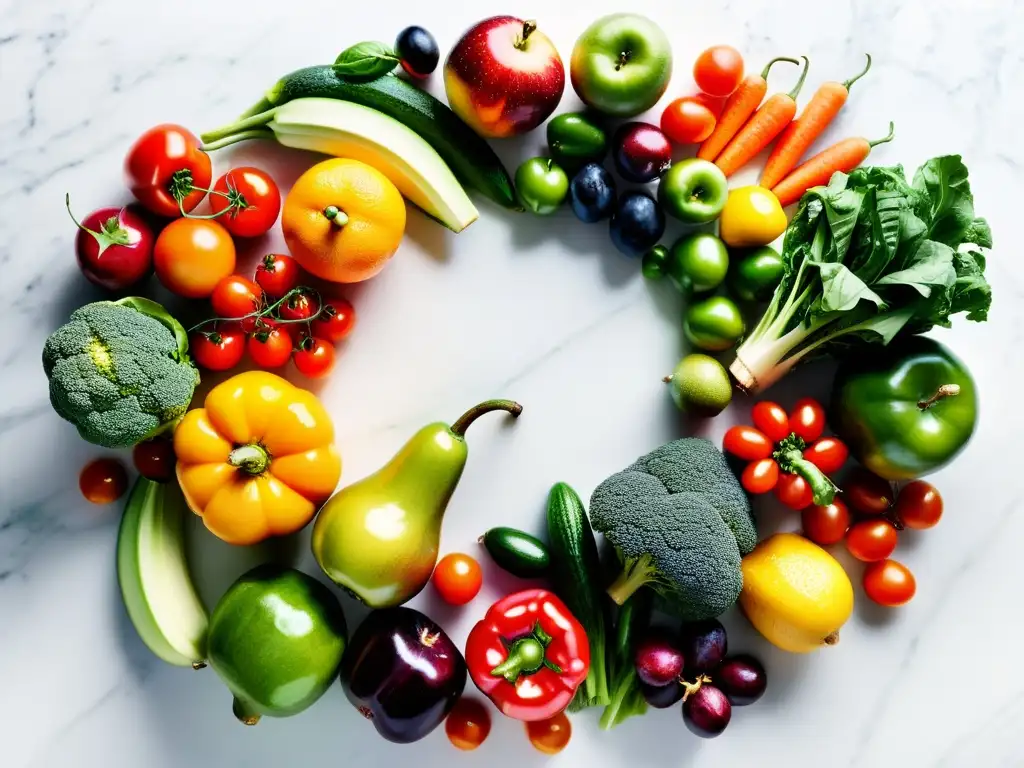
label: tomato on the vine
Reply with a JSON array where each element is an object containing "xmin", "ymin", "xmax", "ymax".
[
  {"xmin": 431, "ymin": 552, "xmax": 483, "ymax": 606},
  {"xmin": 801, "ymin": 500, "xmax": 851, "ymax": 546},
  {"xmin": 293, "ymin": 337, "xmax": 336, "ymax": 379},
  {"xmin": 660, "ymin": 97, "xmax": 717, "ymax": 144},
  {"xmin": 279, "ymin": 290, "xmax": 319, "ymax": 322},
  {"xmin": 803, "ymin": 437, "xmax": 849, "ymax": 475},
  {"xmin": 190, "ymin": 325, "xmax": 246, "ymax": 371},
  {"xmin": 445, "ymin": 697, "xmax": 492, "ymax": 751},
  {"xmin": 751, "ymin": 401, "xmax": 789, "ymax": 442},
  {"xmin": 255, "ymin": 253, "xmax": 301, "ymax": 298},
  {"xmin": 775, "ymin": 473, "xmax": 813, "ymax": 510},
  {"xmin": 741, "ymin": 458, "xmax": 779, "ymax": 495},
  {"xmin": 845, "ymin": 519, "xmax": 899, "ymax": 562},
  {"xmin": 311, "ymin": 298, "xmax": 357, "ymax": 342},
  {"xmin": 210, "ymin": 275, "xmax": 263, "ymax": 329},
  {"xmin": 693, "ymin": 45, "xmax": 744, "ymax": 97},
  {"xmin": 124, "ymin": 124, "xmax": 212, "ymax": 217},
  {"xmin": 789, "ymin": 398, "xmax": 826, "ymax": 442},
  {"xmin": 247, "ymin": 324, "xmax": 293, "ymax": 369},
  {"xmin": 863, "ymin": 559, "xmax": 916, "ymax": 607},
  {"xmin": 844, "ymin": 468, "xmax": 894, "ymax": 516},
  {"xmin": 132, "ymin": 439, "xmax": 176, "ymax": 483},
  {"xmin": 722, "ymin": 426, "xmax": 772, "ymax": 461},
  {"xmin": 894, "ymin": 480, "xmax": 943, "ymax": 529},
  {"xmin": 209, "ymin": 167, "xmax": 282, "ymax": 238}
]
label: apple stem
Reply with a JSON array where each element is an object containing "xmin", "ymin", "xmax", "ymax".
[
  {"xmin": 516, "ymin": 20, "xmax": 537, "ymax": 49},
  {"xmin": 615, "ymin": 51, "xmax": 631, "ymax": 71}
]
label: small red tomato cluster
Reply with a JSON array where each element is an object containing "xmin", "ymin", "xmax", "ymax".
[
  {"xmin": 659, "ymin": 45, "xmax": 742, "ymax": 145},
  {"xmin": 189, "ymin": 253, "xmax": 356, "ymax": 379}
]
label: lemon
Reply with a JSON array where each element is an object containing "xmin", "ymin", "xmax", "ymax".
[
  {"xmin": 718, "ymin": 186, "xmax": 787, "ymax": 248},
  {"xmin": 739, "ymin": 533, "xmax": 854, "ymax": 653}
]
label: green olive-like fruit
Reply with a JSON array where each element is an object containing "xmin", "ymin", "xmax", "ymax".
[{"xmin": 683, "ymin": 296, "xmax": 745, "ymax": 352}]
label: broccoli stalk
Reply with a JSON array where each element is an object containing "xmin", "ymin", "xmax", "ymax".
[
  {"xmin": 607, "ymin": 553, "xmax": 661, "ymax": 606},
  {"xmin": 773, "ymin": 433, "xmax": 838, "ymax": 506}
]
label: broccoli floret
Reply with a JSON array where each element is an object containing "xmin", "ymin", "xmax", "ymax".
[
  {"xmin": 42, "ymin": 298, "xmax": 199, "ymax": 448},
  {"xmin": 591, "ymin": 438, "xmax": 756, "ymax": 620}
]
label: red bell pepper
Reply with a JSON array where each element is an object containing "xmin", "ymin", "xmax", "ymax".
[{"xmin": 465, "ymin": 589, "xmax": 590, "ymax": 722}]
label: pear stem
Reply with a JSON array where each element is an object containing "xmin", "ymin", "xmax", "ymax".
[
  {"xmin": 450, "ymin": 399, "xmax": 522, "ymax": 438},
  {"xmin": 232, "ymin": 696, "xmax": 262, "ymax": 726}
]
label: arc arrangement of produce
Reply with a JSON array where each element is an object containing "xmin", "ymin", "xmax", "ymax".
[{"xmin": 54, "ymin": 10, "xmax": 992, "ymax": 754}]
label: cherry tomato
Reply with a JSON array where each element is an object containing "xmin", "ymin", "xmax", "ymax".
[
  {"xmin": 803, "ymin": 437, "xmax": 849, "ymax": 475},
  {"xmin": 691, "ymin": 91, "xmax": 726, "ymax": 118},
  {"xmin": 789, "ymin": 398, "xmax": 826, "ymax": 442},
  {"xmin": 775, "ymin": 473, "xmax": 813, "ymax": 510},
  {"xmin": 693, "ymin": 45, "xmax": 745, "ymax": 97},
  {"xmin": 846, "ymin": 519, "xmax": 899, "ymax": 562},
  {"xmin": 279, "ymin": 290, "xmax": 319, "ymax": 322},
  {"xmin": 660, "ymin": 97, "xmax": 717, "ymax": 144},
  {"xmin": 293, "ymin": 337, "xmax": 336, "ymax": 379},
  {"xmin": 210, "ymin": 275, "xmax": 263, "ymax": 330},
  {"xmin": 255, "ymin": 253, "xmax": 301, "ymax": 299},
  {"xmin": 80, "ymin": 458, "xmax": 129, "ymax": 504},
  {"xmin": 863, "ymin": 559, "xmax": 916, "ymax": 607},
  {"xmin": 132, "ymin": 439, "xmax": 176, "ymax": 483},
  {"xmin": 844, "ymin": 468, "xmax": 895, "ymax": 516},
  {"xmin": 247, "ymin": 325, "xmax": 293, "ymax": 369},
  {"xmin": 445, "ymin": 697, "xmax": 492, "ymax": 751},
  {"xmin": 741, "ymin": 458, "xmax": 779, "ymax": 495},
  {"xmin": 752, "ymin": 401, "xmax": 790, "ymax": 442},
  {"xmin": 209, "ymin": 167, "xmax": 281, "ymax": 238},
  {"xmin": 153, "ymin": 218, "xmax": 236, "ymax": 298},
  {"xmin": 190, "ymin": 326, "xmax": 246, "ymax": 371},
  {"xmin": 723, "ymin": 426, "xmax": 773, "ymax": 461},
  {"xmin": 431, "ymin": 552, "xmax": 483, "ymax": 606},
  {"xmin": 526, "ymin": 712, "xmax": 571, "ymax": 755},
  {"xmin": 124, "ymin": 124, "xmax": 212, "ymax": 217},
  {"xmin": 801, "ymin": 499, "xmax": 851, "ymax": 546},
  {"xmin": 311, "ymin": 298, "xmax": 357, "ymax": 343},
  {"xmin": 894, "ymin": 480, "xmax": 943, "ymax": 530}
]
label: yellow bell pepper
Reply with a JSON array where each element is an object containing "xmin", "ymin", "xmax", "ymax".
[
  {"xmin": 718, "ymin": 186, "xmax": 788, "ymax": 248},
  {"xmin": 174, "ymin": 371, "xmax": 342, "ymax": 545}
]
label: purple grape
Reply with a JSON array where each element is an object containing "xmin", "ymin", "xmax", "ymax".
[
  {"xmin": 682, "ymin": 682, "xmax": 731, "ymax": 738},
  {"xmin": 679, "ymin": 619, "xmax": 727, "ymax": 674},
  {"xmin": 640, "ymin": 680, "xmax": 684, "ymax": 709},
  {"xmin": 716, "ymin": 655, "xmax": 767, "ymax": 706},
  {"xmin": 634, "ymin": 630, "xmax": 685, "ymax": 687}
]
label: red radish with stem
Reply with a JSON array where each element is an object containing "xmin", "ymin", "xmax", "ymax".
[{"xmin": 66, "ymin": 195, "xmax": 154, "ymax": 290}]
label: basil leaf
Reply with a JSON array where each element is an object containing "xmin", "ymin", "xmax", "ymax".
[{"xmin": 334, "ymin": 41, "xmax": 399, "ymax": 80}]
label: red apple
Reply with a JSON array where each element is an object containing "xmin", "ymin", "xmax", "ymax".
[{"xmin": 444, "ymin": 16, "xmax": 565, "ymax": 138}]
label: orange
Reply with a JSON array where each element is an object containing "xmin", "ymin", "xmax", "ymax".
[{"xmin": 281, "ymin": 158, "xmax": 406, "ymax": 283}]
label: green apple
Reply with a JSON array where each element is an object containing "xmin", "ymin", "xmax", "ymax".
[
  {"xmin": 658, "ymin": 158, "xmax": 729, "ymax": 223},
  {"xmin": 570, "ymin": 13, "xmax": 672, "ymax": 117},
  {"xmin": 515, "ymin": 157, "xmax": 569, "ymax": 215}
]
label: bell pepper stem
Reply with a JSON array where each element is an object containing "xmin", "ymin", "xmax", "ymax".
[
  {"xmin": 228, "ymin": 444, "xmax": 270, "ymax": 475},
  {"xmin": 450, "ymin": 399, "xmax": 523, "ymax": 438},
  {"xmin": 490, "ymin": 622, "xmax": 557, "ymax": 683},
  {"xmin": 918, "ymin": 384, "xmax": 960, "ymax": 410},
  {"xmin": 232, "ymin": 696, "xmax": 261, "ymax": 726}
]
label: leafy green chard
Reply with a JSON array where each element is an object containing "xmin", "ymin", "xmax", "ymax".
[{"xmin": 730, "ymin": 155, "xmax": 992, "ymax": 393}]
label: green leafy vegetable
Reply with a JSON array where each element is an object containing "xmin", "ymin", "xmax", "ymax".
[
  {"xmin": 730, "ymin": 155, "xmax": 993, "ymax": 393},
  {"xmin": 333, "ymin": 41, "xmax": 399, "ymax": 80}
]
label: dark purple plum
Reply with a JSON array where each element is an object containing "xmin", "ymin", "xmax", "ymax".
[
  {"xmin": 395, "ymin": 26, "xmax": 439, "ymax": 79},
  {"xmin": 609, "ymin": 191, "xmax": 665, "ymax": 258},
  {"xmin": 679, "ymin": 619, "xmax": 727, "ymax": 674},
  {"xmin": 340, "ymin": 607, "xmax": 466, "ymax": 743},
  {"xmin": 613, "ymin": 122, "xmax": 672, "ymax": 183},
  {"xmin": 716, "ymin": 655, "xmax": 767, "ymax": 706},
  {"xmin": 640, "ymin": 680, "xmax": 684, "ymax": 709},
  {"xmin": 682, "ymin": 681, "xmax": 731, "ymax": 738},
  {"xmin": 569, "ymin": 162, "xmax": 617, "ymax": 223},
  {"xmin": 634, "ymin": 630, "xmax": 685, "ymax": 687}
]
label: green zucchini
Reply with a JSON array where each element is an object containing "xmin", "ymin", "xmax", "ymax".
[
  {"xmin": 546, "ymin": 482, "xmax": 610, "ymax": 709},
  {"xmin": 217, "ymin": 66, "xmax": 518, "ymax": 211},
  {"xmin": 481, "ymin": 527, "xmax": 550, "ymax": 578}
]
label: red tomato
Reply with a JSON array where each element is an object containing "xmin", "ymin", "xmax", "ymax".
[
  {"xmin": 153, "ymin": 219, "xmax": 236, "ymax": 298},
  {"xmin": 293, "ymin": 337, "xmax": 336, "ymax": 379},
  {"xmin": 255, "ymin": 253, "xmax": 301, "ymax": 298},
  {"xmin": 279, "ymin": 290, "xmax": 319, "ymax": 322},
  {"xmin": 691, "ymin": 91, "xmax": 726, "ymax": 118},
  {"xmin": 693, "ymin": 45, "xmax": 745, "ymax": 97},
  {"xmin": 311, "ymin": 298, "xmax": 357, "ymax": 342},
  {"xmin": 660, "ymin": 97, "xmax": 717, "ymax": 144},
  {"xmin": 722, "ymin": 425, "xmax": 773, "ymax": 461},
  {"xmin": 845, "ymin": 519, "xmax": 899, "ymax": 562},
  {"xmin": 894, "ymin": 481, "xmax": 943, "ymax": 529},
  {"xmin": 775, "ymin": 473, "xmax": 813, "ymax": 510},
  {"xmin": 431, "ymin": 553, "xmax": 483, "ymax": 606},
  {"xmin": 247, "ymin": 325, "xmax": 293, "ymax": 369},
  {"xmin": 844, "ymin": 468, "xmax": 895, "ymax": 516},
  {"xmin": 741, "ymin": 458, "xmax": 779, "ymax": 494},
  {"xmin": 210, "ymin": 275, "xmax": 263, "ymax": 328},
  {"xmin": 752, "ymin": 401, "xmax": 790, "ymax": 442},
  {"xmin": 80, "ymin": 458, "xmax": 129, "ymax": 504},
  {"xmin": 803, "ymin": 437, "xmax": 849, "ymax": 475},
  {"xmin": 446, "ymin": 697, "xmax": 492, "ymax": 751},
  {"xmin": 190, "ymin": 326, "xmax": 246, "ymax": 371},
  {"xmin": 863, "ymin": 559, "xmax": 916, "ymax": 607},
  {"xmin": 124, "ymin": 124, "xmax": 212, "ymax": 217},
  {"xmin": 801, "ymin": 500, "xmax": 851, "ymax": 546},
  {"xmin": 132, "ymin": 439, "xmax": 176, "ymax": 483},
  {"xmin": 209, "ymin": 167, "xmax": 282, "ymax": 238},
  {"xmin": 789, "ymin": 398, "xmax": 826, "ymax": 442},
  {"xmin": 526, "ymin": 712, "xmax": 571, "ymax": 755}
]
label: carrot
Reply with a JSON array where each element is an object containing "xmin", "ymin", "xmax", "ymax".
[
  {"xmin": 770, "ymin": 122, "xmax": 895, "ymax": 207},
  {"xmin": 760, "ymin": 54, "xmax": 873, "ymax": 189},
  {"xmin": 697, "ymin": 56, "xmax": 800, "ymax": 162},
  {"xmin": 714, "ymin": 56, "xmax": 810, "ymax": 178}
]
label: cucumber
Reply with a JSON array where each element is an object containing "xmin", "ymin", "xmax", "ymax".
[
  {"xmin": 546, "ymin": 482, "xmax": 610, "ymax": 709},
  {"xmin": 221, "ymin": 66, "xmax": 518, "ymax": 211},
  {"xmin": 481, "ymin": 527, "xmax": 550, "ymax": 578}
]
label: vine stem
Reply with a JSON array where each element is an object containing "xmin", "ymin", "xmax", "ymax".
[{"xmin": 187, "ymin": 286, "xmax": 329, "ymax": 334}]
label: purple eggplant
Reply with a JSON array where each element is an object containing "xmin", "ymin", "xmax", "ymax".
[{"xmin": 340, "ymin": 607, "xmax": 467, "ymax": 744}]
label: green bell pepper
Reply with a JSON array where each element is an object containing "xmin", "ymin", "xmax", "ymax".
[{"xmin": 830, "ymin": 336, "xmax": 978, "ymax": 481}]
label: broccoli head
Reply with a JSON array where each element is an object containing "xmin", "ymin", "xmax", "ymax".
[
  {"xmin": 590, "ymin": 438, "xmax": 757, "ymax": 620},
  {"xmin": 42, "ymin": 297, "xmax": 199, "ymax": 448}
]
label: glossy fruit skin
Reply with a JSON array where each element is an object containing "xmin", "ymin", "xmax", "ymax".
[
  {"xmin": 569, "ymin": 13, "xmax": 673, "ymax": 118},
  {"xmin": 801, "ymin": 500, "xmax": 851, "ymax": 546},
  {"xmin": 682, "ymin": 683, "xmax": 732, "ymax": 738},
  {"xmin": 775, "ymin": 473, "xmax": 813, "ymax": 510},
  {"xmin": 634, "ymin": 630, "xmax": 685, "ymax": 687},
  {"xmin": 719, "ymin": 186, "xmax": 787, "ymax": 248},
  {"xmin": 640, "ymin": 679, "xmax": 684, "ymax": 709},
  {"xmin": 803, "ymin": 437, "xmax": 848, "ymax": 475},
  {"xmin": 658, "ymin": 158, "xmax": 729, "ymax": 223},
  {"xmin": 547, "ymin": 112, "xmax": 608, "ymax": 170},
  {"xmin": 211, "ymin": 276, "xmax": 263, "ymax": 328},
  {"xmin": 515, "ymin": 157, "xmax": 569, "ymax": 215},
  {"xmin": 752, "ymin": 401, "xmax": 790, "ymax": 442},
  {"xmin": 255, "ymin": 253, "xmax": 301, "ymax": 298},
  {"xmin": 666, "ymin": 353, "xmax": 732, "ymax": 417},
  {"xmin": 444, "ymin": 16, "xmax": 565, "ymax": 137},
  {"xmin": 666, "ymin": 233, "xmax": 729, "ymax": 293},
  {"xmin": 844, "ymin": 467, "xmax": 895, "ymax": 516},
  {"xmin": 207, "ymin": 564, "xmax": 348, "ymax": 725},
  {"xmin": 311, "ymin": 298, "xmax": 356, "ymax": 342},
  {"xmin": 431, "ymin": 552, "xmax": 483, "ymax": 605},
  {"xmin": 790, "ymin": 398, "xmax": 826, "ymax": 442},
  {"xmin": 678, "ymin": 619, "xmax": 727, "ymax": 674},
  {"xmin": 716, "ymin": 655, "xmax": 766, "ymax": 705},
  {"xmin": 72, "ymin": 205, "xmax": 154, "ymax": 290},
  {"xmin": 661, "ymin": 97, "xmax": 716, "ymax": 144},
  {"xmin": 569, "ymin": 162, "xmax": 617, "ymax": 223},
  {"xmin": 609, "ymin": 190, "xmax": 665, "ymax": 258},
  {"xmin": 846, "ymin": 519, "xmax": 899, "ymax": 562},
  {"xmin": 280, "ymin": 290, "xmax": 318, "ymax": 322},
  {"xmin": 341, "ymin": 607, "xmax": 467, "ymax": 743},
  {"xmin": 124, "ymin": 124, "xmax": 211, "ymax": 217},
  {"xmin": 742, "ymin": 457, "xmax": 779, "ymax": 494},
  {"xmin": 895, "ymin": 481, "xmax": 943, "ymax": 529},
  {"xmin": 642, "ymin": 244, "xmax": 667, "ymax": 279},
  {"xmin": 210, "ymin": 167, "xmax": 282, "ymax": 238},
  {"xmin": 612, "ymin": 122, "xmax": 672, "ymax": 183},
  {"xmin": 247, "ymin": 326, "xmax": 293, "ymax": 369},
  {"xmin": 831, "ymin": 336, "xmax": 978, "ymax": 480},
  {"xmin": 728, "ymin": 246, "xmax": 785, "ymax": 301},
  {"xmin": 445, "ymin": 697, "xmax": 491, "ymax": 750},
  {"xmin": 693, "ymin": 45, "xmax": 744, "ymax": 97},
  {"xmin": 683, "ymin": 296, "xmax": 744, "ymax": 352},
  {"xmin": 863, "ymin": 559, "xmax": 916, "ymax": 606},
  {"xmin": 132, "ymin": 439, "xmax": 176, "ymax": 483},
  {"xmin": 80, "ymin": 457, "xmax": 128, "ymax": 504},
  {"xmin": 526, "ymin": 712, "xmax": 572, "ymax": 755},
  {"xmin": 293, "ymin": 337, "xmax": 336, "ymax": 379},
  {"xmin": 191, "ymin": 327, "xmax": 247, "ymax": 372},
  {"xmin": 723, "ymin": 426, "xmax": 772, "ymax": 461},
  {"xmin": 396, "ymin": 26, "xmax": 440, "ymax": 79},
  {"xmin": 153, "ymin": 219, "xmax": 236, "ymax": 299}
]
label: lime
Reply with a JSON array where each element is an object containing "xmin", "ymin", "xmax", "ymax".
[{"xmin": 665, "ymin": 354, "xmax": 733, "ymax": 417}]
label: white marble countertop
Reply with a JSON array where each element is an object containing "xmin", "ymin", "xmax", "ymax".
[{"xmin": 2, "ymin": 0, "xmax": 1023, "ymax": 766}]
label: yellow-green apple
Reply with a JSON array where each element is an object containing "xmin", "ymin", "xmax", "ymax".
[{"xmin": 444, "ymin": 16, "xmax": 565, "ymax": 138}]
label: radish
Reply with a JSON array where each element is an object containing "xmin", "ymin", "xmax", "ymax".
[{"xmin": 67, "ymin": 194, "xmax": 154, "ymax": 290}]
